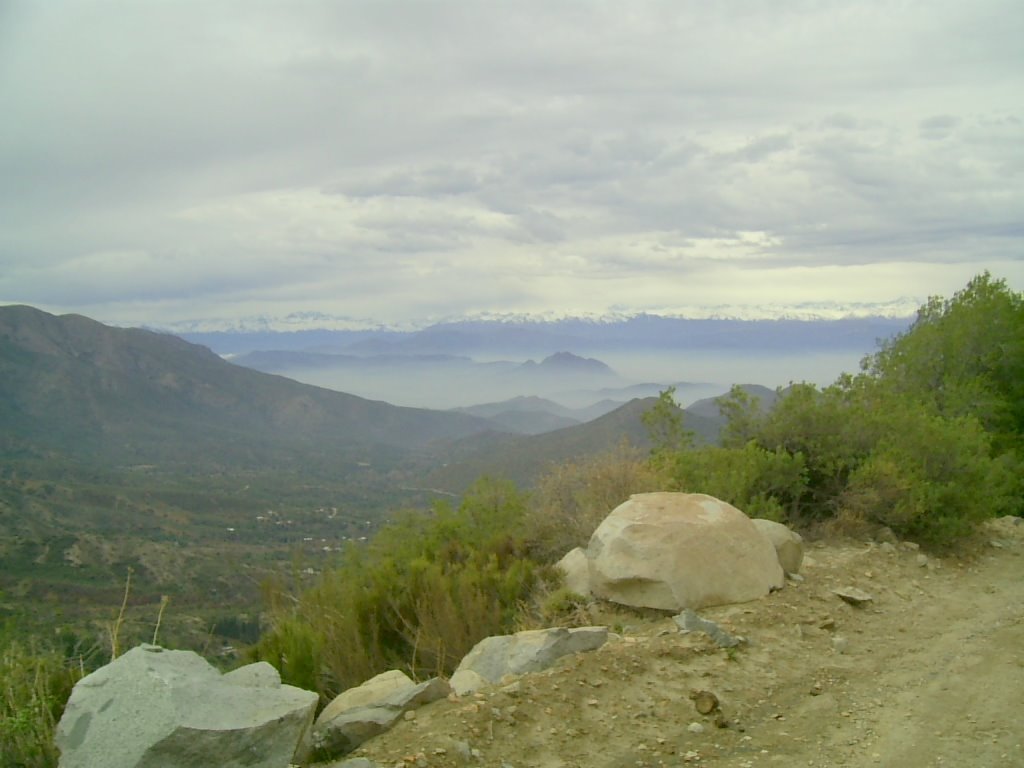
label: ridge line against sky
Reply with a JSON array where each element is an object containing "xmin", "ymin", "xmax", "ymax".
[{"xmin": 1, "ymin": 1, "xmax": 1022, "ymax": 328}]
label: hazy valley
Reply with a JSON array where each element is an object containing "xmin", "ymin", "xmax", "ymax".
[{"xmin": 0, "ymin": 304, "xmax": 907, "ymax": 660}]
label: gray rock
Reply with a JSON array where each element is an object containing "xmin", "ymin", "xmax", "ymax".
[
  {"xmin": 55, "ymin": 644, "xmax": 317, "ymax": 768},
  {"xmin": 673, "ymin": 609, "xmax": 744, "ymax": 648},
  {"xmin": 832, "ymin": 586, "xmax": 874, "ymax": 607},
  {"xmin": 451, "ymin": 626, "xmax": 608, "ymax": 694},
  {"xmin": 306, "ymin": 674, "xmax": 451, "ymax": 761},
  {"xmin": 317, "ymin": 670, "xmax": 414, "ymax": 725}
]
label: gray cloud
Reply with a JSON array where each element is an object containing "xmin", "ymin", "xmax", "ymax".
[{"xmin": 0, "ymin": 0, "xmax": 1021, "ymax": 326}]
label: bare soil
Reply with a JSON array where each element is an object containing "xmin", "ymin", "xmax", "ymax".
[{"xmin": 338, "ymin": 518, "xmax": 1024, "ymax": 768}]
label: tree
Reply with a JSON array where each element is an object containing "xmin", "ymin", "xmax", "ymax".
[
  {"xmin": 867, "ymin": 272, "xmax": 1024, "ymax": 455},
  {"xmin": 641, "ymin": 387, "xmax": 693, "ymax": 461}
]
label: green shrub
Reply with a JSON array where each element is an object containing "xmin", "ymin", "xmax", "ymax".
[
  {"xmin": 0, "ymin": 639, "xmax": 85, "ymax": 768},
  {"xmin": 841, "ymin": 409, "xmax": 1017, "ymax": 545},
  {"xmin": 254, "ymin": 478, "xmax": 559, "ymax": 699},
  {"xmin": 661, "ymin": 441, "xmax": 807, "ymax": 523}
]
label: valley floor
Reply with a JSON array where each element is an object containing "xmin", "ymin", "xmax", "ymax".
[{"xmin": 341, "ymin": 518, "xmax": 1024, "ymax": 768}]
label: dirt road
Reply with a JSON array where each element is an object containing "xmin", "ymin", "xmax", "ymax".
[{"xmin": 344, "ymin": 518, "xmax": 1024, "ymax": 768}]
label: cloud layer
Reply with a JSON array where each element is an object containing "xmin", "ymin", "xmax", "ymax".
[{"xmin": 1, "ymin": 1, "xmax": 1021, "ymax": 326}]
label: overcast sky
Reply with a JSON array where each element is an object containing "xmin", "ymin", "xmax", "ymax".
[{"xmin": 1, "ymin": 1, "xmax": 1021, "ymax": 328}]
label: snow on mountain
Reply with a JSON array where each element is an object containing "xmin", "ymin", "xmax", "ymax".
[{"xmin": 151, "ymin": 300, "xmax": 919, "ymax": 334}]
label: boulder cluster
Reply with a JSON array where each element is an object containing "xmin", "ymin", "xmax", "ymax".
[{"xmin": 55, "ymin": 492, "xmax": 803, "ymax": 767}]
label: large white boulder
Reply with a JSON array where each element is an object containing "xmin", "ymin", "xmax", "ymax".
[
  {"xmin": 55, "ymin": 644, "xmax": 317, "ymax": 768},
  {"xmin": 586, "ymin": 492, "xmax": 784, "ymax": 610}
]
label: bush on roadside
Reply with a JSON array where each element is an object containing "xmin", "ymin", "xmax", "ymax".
[
  {"xmin": 527, "ymin": 442, "xmax": 662, "ymax": 561},
  {"xmin": 254, "ymin": 477, "xmax": 559, "ymax": 699}
]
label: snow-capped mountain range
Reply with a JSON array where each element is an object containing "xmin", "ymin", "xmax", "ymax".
[{"xmin": 153, "ymin": 299, "xmax": 920, "ymax": 335}]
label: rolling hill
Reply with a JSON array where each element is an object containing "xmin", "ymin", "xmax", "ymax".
[
  {"xmin": 423, "ymin": 396, "xmax": 727, "ymax": 492},
  {"xmin": 0, "ymin": 305, "xmax": 501, "ymax": 472}
]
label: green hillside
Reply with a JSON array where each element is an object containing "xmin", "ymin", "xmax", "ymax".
[{"xmin": 0, "ymin": 305, "xmax": 500, "ymax": 472}]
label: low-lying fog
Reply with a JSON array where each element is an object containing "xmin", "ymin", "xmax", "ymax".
[{"xmin": 261, "ymin": 349, "xmax": 865, "ymax": 411}]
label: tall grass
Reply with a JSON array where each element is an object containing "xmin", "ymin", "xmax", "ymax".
[{"xmin": 0, "ymin": 640, "xmax": 86, "ymax": 768}]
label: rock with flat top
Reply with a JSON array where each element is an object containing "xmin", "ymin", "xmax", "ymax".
[
  {"xmin": 55, "ymin": 644, "xmax": 317, "ymax": 768},
  {"xmin": 832, "ymin": 586, "xmax": 874, "ymax": 606},
  {"xmin": 451, "ymin": 626, "xmax": 608, "ymax": 694},
  {"xmin": 587, "ymin": 493, "xmax": 784, "ymax": 611}
]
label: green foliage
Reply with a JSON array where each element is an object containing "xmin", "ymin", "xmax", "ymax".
[
  {"xmin": 841, "ymin": 407, "xmax": 1016, "ymax": 544},
  {"xmin": 254, "ymin": 478, "xmax": 558, "ymax": 699},
  {"xmin": 0, "ymin": 639, "xmax": 87, "ymax": 768},
  {"xmin": 717, "ymin": 385, "xmax": 768, "ymax": 449},
  {"xmin": 641, "ymin": 388, "xmax": 694, "ymax": 459},
  {"xmin": 662, "ymin": 442, "xmax": 807, "ymax": 522},
  {"xmin": 648, "ymin": 273, "xmax": 1024, "ymax": 545},
  {"xmin": 867, "ymin": 272, "xmax": 1024, "ymax": 455}
]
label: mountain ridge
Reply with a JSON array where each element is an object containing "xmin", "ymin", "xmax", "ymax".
[
  {"xmin": 171, "ymin": 315, "xmax": 912, "ymax": 356},
  {"xmin": 0, "ymin": 305, "xmax": 502, "ymax": 470},
  {"xmin": 142, "ymin": 300, "xmax": 920, "ymax": 335}
]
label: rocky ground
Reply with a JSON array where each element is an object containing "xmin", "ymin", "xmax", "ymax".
[{"xmin": 330, "ymin": 517, "xmax": 1024, "ymax": 768}]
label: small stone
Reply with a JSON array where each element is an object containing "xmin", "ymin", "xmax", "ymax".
[
  {"xmin": 691, "ymin": 690, "xmax": 720, "ymax": 715},
  {"xmin": 832, "ymin": 636, "xmax": 849, "ymax": 654},
  {"xmin": 819, "ymin": 617, "xmax": 836, "ymax": 630},
  {"xmin": 674, "ymin": 610, "xmax": 744, "ymax": 648},
  {"xmin": 832, "ymin": 586, "xmax": 874, "ymax": 606},
  {"xmin": 452, "ymin": 741, "xmax": 472, "ymax": 761},
  {"xmin": 916, "ymin": 554, "xmax": 929, "ymax": 567},
  {"xmin": 879, "ymin": 541, "xmax": 897, "ymax": 554},
  {"xmin": 687, "ymin": 722, "xmax": 706, "ymax": 734},
  {"xmin": 404, "ymin": 710, "xmax": 416, "ymax": 721}
]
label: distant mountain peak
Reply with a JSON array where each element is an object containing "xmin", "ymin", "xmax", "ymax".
[{"xmin": 518, "ymin": 352, "xmax": 618, "ymax": 376}]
